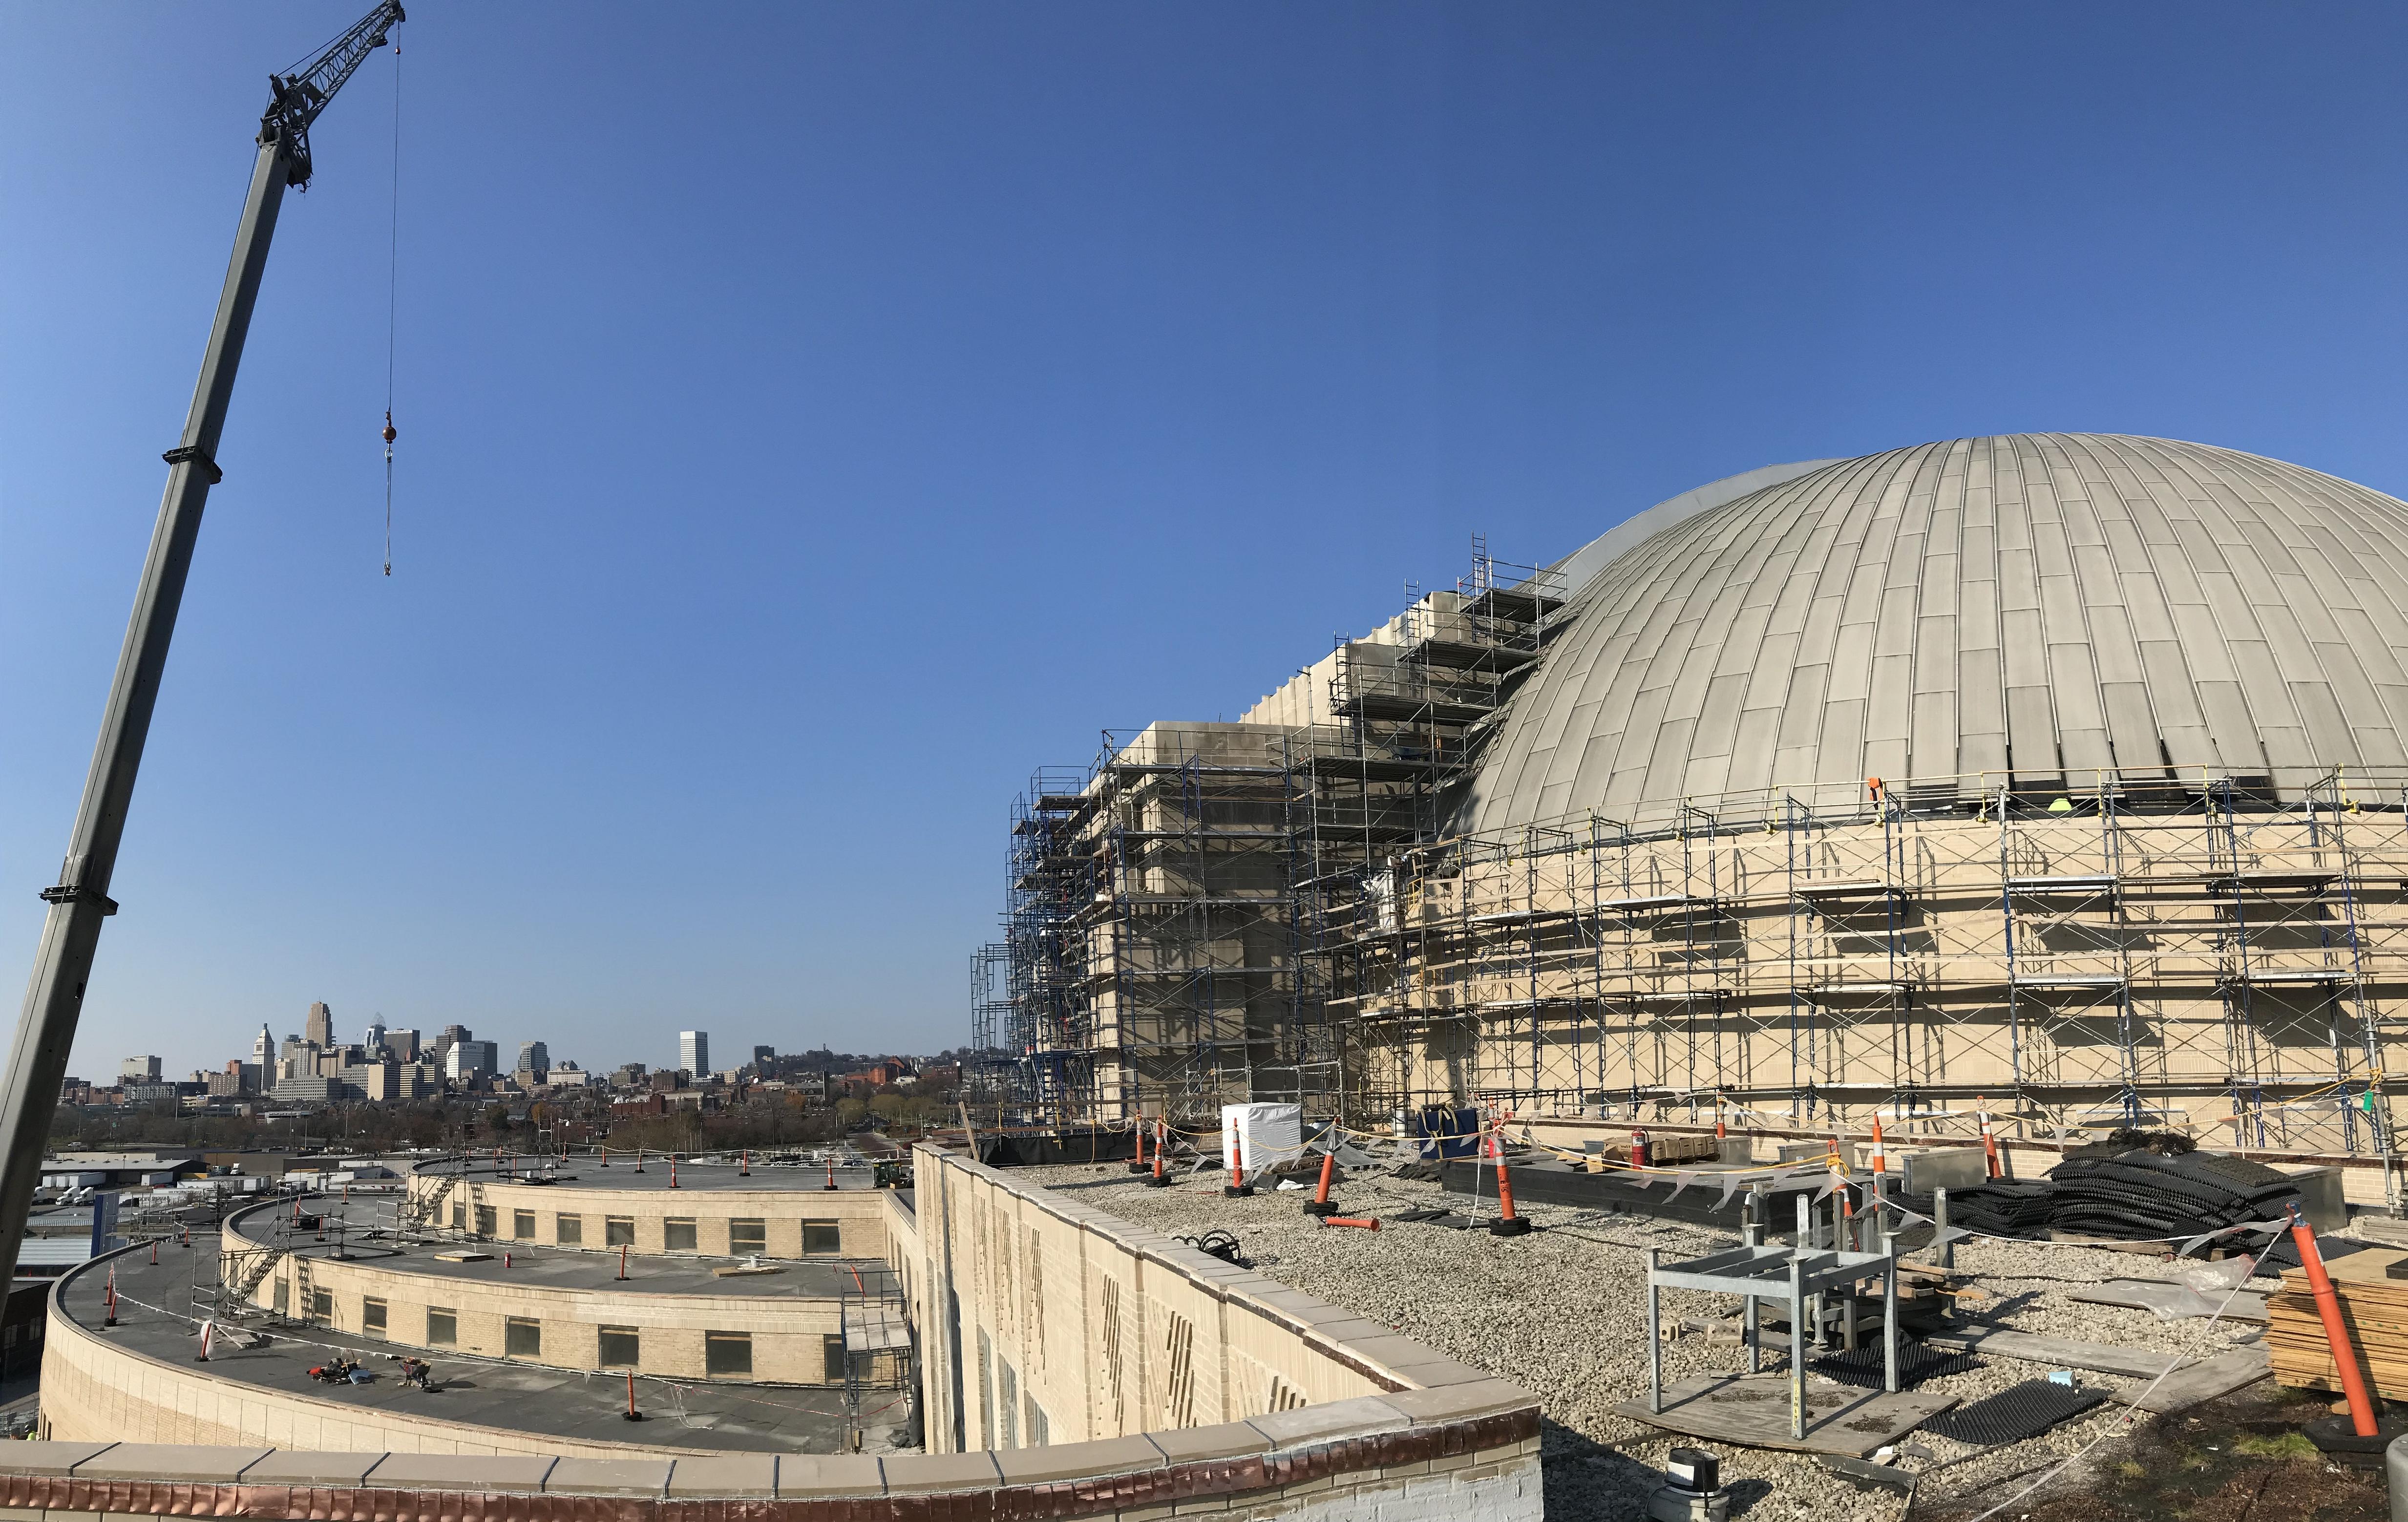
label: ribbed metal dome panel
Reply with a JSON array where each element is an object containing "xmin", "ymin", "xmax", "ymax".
[{"xmin": 1460, "ymin": 434, "xmax": 2408, "ymax": 830}]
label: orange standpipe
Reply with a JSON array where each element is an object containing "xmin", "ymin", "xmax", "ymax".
[
  {"xmin": 1319, "ymin": 1216, "xmax": 1378, "ymax": 1230},
  {"xmin": 2296, "ymin": 1205, "xmax": 2379, "ymax": 1437}
]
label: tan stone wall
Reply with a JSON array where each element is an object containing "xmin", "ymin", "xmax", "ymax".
[
  {"xmin": 908, "ymin": 1143, "xmax": 1499, "ymax": 1457},
  {"xmin": 404, "ymin": 1174, "xmax": 892, "ymax": 1259},
  {"xmin": 1350, "ymin": 804, "xmax": 2408, "ymax": 1156}
]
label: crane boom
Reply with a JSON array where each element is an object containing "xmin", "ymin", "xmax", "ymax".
[
  {"xmin": 0, "ymin": 1, "xmax": 402, "ymax": 1289},
  {"xmin": 264, "ymin": 2, "xmax": 405, "ymax": 190}
]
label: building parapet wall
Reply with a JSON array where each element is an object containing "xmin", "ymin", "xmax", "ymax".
[
  {"xmin": 906, "ymin": 1142, "xmax": 1535, "ymax": 1467},
  {"xmin": 402, "ymin": 1169, "xmax": 893, "ymax": 1259}
]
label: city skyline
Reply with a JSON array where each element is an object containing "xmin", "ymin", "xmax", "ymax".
[{"xmin": 82, "ymin": 1003, "xmax": 939, "ymax": 1090}]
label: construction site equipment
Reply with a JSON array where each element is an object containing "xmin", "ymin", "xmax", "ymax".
[
  {"xmin": 1303, "ymin": 1149, "xmax": 1339, "ymax": 1218},
  {"xmin": 1488, "ymin": 1129, "xmax": 1531, "ymax": 1237},
  {"xmin": 1646, "ymin": 1226, "xmax": 1903, "ymax": 1442},
  {"xmin": 0, "ymin": 0, "xmax": 404, "ymax": 1296},
  {"xmin": 1319, "ymin": 1215, "xmax": 1379, "ymax": 1230}
]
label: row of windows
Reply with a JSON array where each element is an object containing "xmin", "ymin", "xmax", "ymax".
[
  {"xmin": 449, "ymin": 1205, "xmax": 839, "ymax": 1255},
  {"xmin": 325, "ymin": 1294, "xmax": 823, "ymax": 1378}
]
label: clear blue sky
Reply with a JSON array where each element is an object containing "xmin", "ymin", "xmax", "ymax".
[{"xmin": 3, "ymin": 3, "xmax": 2406, "ymax": 1079}]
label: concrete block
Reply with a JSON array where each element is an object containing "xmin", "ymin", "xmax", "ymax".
[
  {"xmin": 544, "ymin": 1459, "xmax": 672, "ymax": 1497},
  {"xmin": 1385, "ymin": 1355, "xmax": 1502, "ymax": 1388},
  {"xmin": 360, "ymin": 1454, "xmax": 556, "ymax": 1493},
  {"xmin": 239, "ymin": 1451, "xmax": 389, "ymax": 1486},
  {"xmin": 1337, "ymin": 1334, "xmax": 1450, "ymax": 1373},
  {"xmin": 0, "ymin": 1444, "xmax": 114, "ymax": 1478},
  {"xmin": 1901, "ymin": 1147, "xmax": 1986, "ymax": 1196},
  {"xmin": 880, "ymin": 1452, "xmax": 999, "ymax": 1494},
  {"xmin": 2279, "ymin": 1165, "xmax": 2348, "ymax": 1233},
  {"xmin": 1303, "ymin": 1317, "xmax": 1391, "ymax": 1346},
  {"xmin": 666, "ymin": 1454, "xmax": 778, "ymax": 1498},
  {"xmin": 1146, "ymin": 1421, "xmax": 1272, "ymax": 1463},
  {"xmin": 73, "ymin": 1446, "xmax": 270, "ymax": 1484},
  {"xmin": 774, "ymin": 1454, "xmax": 885, "ymax": 1498},
  {"xmin": 995, "ymin": 1436, "xmax": 1165, "ymax": 1486},
  {"xmin": 1380, "ymin": 1379, "xmax": 1543, "ymax": 1425},
  {"xmin": 1247, "ymin": 1395, "xmax": 1412, "ymax": 1450}
]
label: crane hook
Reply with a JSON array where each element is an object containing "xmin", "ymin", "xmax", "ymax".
[{"xmin": 382, "ymin": 411, "xmax": 396, "ymax": 447}]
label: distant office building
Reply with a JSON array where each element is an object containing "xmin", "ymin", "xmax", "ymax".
[
  {"xmin": 444, "ymin": 1039, "xmax": 497, "ymax": 1083},
  {"xmin": 251, "ymin": 1024, "xmax": 272, "ymax": 1066},
  {"xmin": 271, "ymin": 1073, "xmax": 339, "ymax": 1105},
  {"xmin": 433, "ymin": 1024, "xmax": 471, "ymax": 1070},
  {"xmin": 119, "ymin": 1056, "xmax": 161, "ymax": 1083},
  {"xmin": 679, "ymin": 1031, "xmax": 708, "ymax": 1078},
  {"xmin": 304, "ymin": 1002, "xmax": 334, "ymax": 1049},
  {"xmin": 364, "ymin": 1017, "xmax": 386, "ymax": 1053},
  {"xmin": 517, "ymin": 1040, "xmax": 549, "ymax": 1075},
  {"xmin": 385, "ymin": 1027, "xmax": 420, "ymax": 1062}
]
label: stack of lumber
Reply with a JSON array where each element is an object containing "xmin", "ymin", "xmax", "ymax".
[
  {"xmin": 1597, "ymin": 1133, "xmax": 1721, "ymax": 1166},
  {"xmin": 2268, "ymin": 1244, "xmax": 2408, "ymax": 1399}
]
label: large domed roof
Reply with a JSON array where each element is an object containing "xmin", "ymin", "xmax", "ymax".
[{"xmin": 1458, "ymin": 433, "xmax": 2408, "ymax": 831}]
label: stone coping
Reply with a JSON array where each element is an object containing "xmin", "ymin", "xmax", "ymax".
[{"xmin": 0, "ymin": 1392, "xmax": 1536, "ymax": 1510}]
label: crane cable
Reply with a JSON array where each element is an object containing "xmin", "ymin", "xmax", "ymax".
[{"xmin": 380, "ymin": 39, "xmax": 401, "ymax": 576}]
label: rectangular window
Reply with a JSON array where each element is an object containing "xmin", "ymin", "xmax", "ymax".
[
  {"xmin": 664, "ymin": 1218, "xmax": 697, "ymax": 1252},
  {"xmin": 999, "ymin": 1361, "xmax": 1018, "ymax": 1447},
  {"xmin": 597, "ymin": 1325, "xmax": 639, "ymax": 1369},
  {"xmin": 272, "ymin": 1279, "xmax": 288, "ymax": 1314},
  {"xmin": 729, "ymin": 1218, "xmax": 766, "ymax": 1255},
  {"xmin": 308, "ymin": 1288, "xmax": 332, "ymax": 1321},
  {"xmin": 513, "ymin": 1209, "xmax": 536, "ymax": 1239},
  {"xmin": 1028, "ymin": 1398, "xmax": 1048, "ymax": 1447},
  {"xmin": 473, "ymin": 1205, "xmax": 497, "ymax": 1237},
  {"xmin": 361, "ymin": 1297, "xmax": 387, "ymax": 1337},
  {"xmin": 505, "ymin": 1317, "xmax": 542, "ymax": 1358},
  {"xmin": 556, "ymin": 1214, "xmax": 582, "ymax": 1246},
  {"xmin": 427, "ymin": 1307, "xmax": 456, "ymax": 1346},
  {"xmin": 449, "ymin": 1201, "xmax": 465, "ymax": 1230},
  {"xmin": 823, "ymin": 1332, "xmax": 846, "ymax": 1385},
  {"xmin": 803, "ymin": 1221, "xmax": 841, "ymax": 1255},
  {"xmin": 605, "ymin": 1216, "xmax": 634, "ymax": 1247},
  {"xmin": 704, "ymin": 1331, "xmax": 752, "ymax": 1376}
]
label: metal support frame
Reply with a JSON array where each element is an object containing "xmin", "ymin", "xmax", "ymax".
[{"xmin": 1646, "ymin": 1235, "xmax": 1900, "ymax": 1442}]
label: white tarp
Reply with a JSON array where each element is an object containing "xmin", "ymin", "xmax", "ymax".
[{"xmin": 1221, "ymin": 1103, "xmax": 1304, "ymax": 1178}]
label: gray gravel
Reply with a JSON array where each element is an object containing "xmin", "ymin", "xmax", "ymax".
[{"xmin": 1019, "ymin": 1161, "xmax": 2284, "ymax": 1522}]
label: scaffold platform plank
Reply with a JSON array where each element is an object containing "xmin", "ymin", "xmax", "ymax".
[{"xmin": 1613, "ymin": 1373, "xmax": 1957, "ymax": 1457}]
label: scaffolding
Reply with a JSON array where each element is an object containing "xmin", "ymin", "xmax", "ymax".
[
  {"xmin": 982, "ymin": 541, "xmax": 1565, "ymax": 1131},
  {"xmin": 978, "ymin": 536, "xmax": 2408, "ymax": 1201},
  {"xmin": 1324, "ymin": 764, "xmax": 2408, "ymax": 1201}
]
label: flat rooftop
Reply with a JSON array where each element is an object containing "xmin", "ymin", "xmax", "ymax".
[
  {"xmin": 227, "ymin": 1199, "xmax": 862, "ymax": 1299},
  {"xmin": 409, "ymin": 1161, "xmax": 881, "ymax": 1195},
  {"xmin": 58, "ymin": 1234, "xmax": 892, "ymax": 1454}
]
